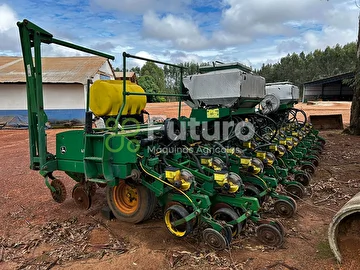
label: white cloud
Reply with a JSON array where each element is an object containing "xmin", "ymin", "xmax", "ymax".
[
  {"xmin": 131, "ymin": 51, "xmax": 159, "ymax": 68},
  {"xmin": 214, "ymin": 0, "xmax": 329, "ymax": 46},
  {"xmin": 41, "ymin": 44, "xmax": 90, "ymax": 57},
  {"xmin": 0, "ymin": 4, "xmax": 20, "ymax": 53},
  {"xmin": 142, "ymin": 11, "xmax": 209, "ymax": 50},
  {"xmin": 0, "ymin": 3, "xmax": 16, "ymax": 31},
  {"xmin": 270, "ymin": 1, "xmax": 358, "ymax": 56},
  {"xmin": 162, "ymin": 50, "xmax": 202, "ymax": 64},
  {"xmin": 303, "ymin": 26, "xmax": 356, "ymax": 52}
]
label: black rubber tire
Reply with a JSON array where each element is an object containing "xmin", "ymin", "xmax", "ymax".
[
  {"xmin": 301, "ymin": 163, "xmax": 316, "ymax": 175},
  {"xmin": 295, "ymin": 172, "xmax": 311, "ymax": 186},
  {"xmin": 210, "ymin": 202, "xmax": 232, "ymax": 215},
  {"xmin": 317, "ymin": 138, "xmax": 326, "ymax": 147},
  {"xmin": 143, "ymin": 189, "xmax": 157, "ymax": 221},
  {"xmin": 308, "ymin": 156, "xmax": 320, "ymax": 167},
  {"xmin": 213, "ymin": 207, "xmax": 243, "ymax": 238},
  {"xmin": 164, "ymin": 204, "xmax": 193, "ymax": 238},
  {"xmin": 244, "ymin": 183, "xmax": 264, "ymax": 203},
  {"xmin": 313, "ymin": 144, "xmax": 324, "ymax": 152},
  {"xmin": 106, "ymin": 182, "xmax": 151, "ymax": 224},
  {"xmin": 309, "ymin": 150, "xmax": 321, "ymax": 159}
]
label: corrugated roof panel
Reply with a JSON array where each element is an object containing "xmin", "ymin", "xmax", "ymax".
[
  {"xmin": 114, "ymin": 71, "xmax": 135, "ymax": 78},
  {"xmin": 0, "ymin": 56, "xmax": 109, "ymax": 84}
]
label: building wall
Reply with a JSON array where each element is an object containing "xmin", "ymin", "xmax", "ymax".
[
  {"xmin": 93, "ymin": 61, "xmax": 114, "ymax": 81},
  {"xmin": 304, "ymin": 82, "xmax": 353, "ymax": 101},
  {"xmin": 0, "ymin": 83, "xmax": 85, "ymax": 124},
  {"xmin": 0, "ymin": 60, "xmax": 116, "ymax": 126}
]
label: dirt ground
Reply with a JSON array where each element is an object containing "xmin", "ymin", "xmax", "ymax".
[{"xmin": 0, "ymin": 102, "xmax": 359, "ymax": 270}]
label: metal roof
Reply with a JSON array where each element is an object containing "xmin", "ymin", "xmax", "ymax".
[
  {"xmin": 0, "ymin": 56, "xmax": 111, "ymax": 84},
  {"xmin": 303, "ymin": 72, "xmax": 354, "ymax": 86},
  {"xmin": 114, "ymin": 71, "xmax": 136, "ymax": 79}
]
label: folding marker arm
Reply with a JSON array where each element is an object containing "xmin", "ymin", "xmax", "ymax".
[{"xmin": 17, "ymin": 19, "xmax": 114, "ymax": 170}]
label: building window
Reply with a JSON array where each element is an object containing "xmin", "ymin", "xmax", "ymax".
[{"xmin": 100, "ymin": 74, "xmax": 110, "ymax": 80}]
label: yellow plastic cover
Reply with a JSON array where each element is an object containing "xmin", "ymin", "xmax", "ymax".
[
  {"xmin": 200, "ymin": 157, "xmax": 212, "ymax": 165},
  {"xmin": 240, "ymin": 157, "xmax": 251, "ymax": 166},
  {"xmin": 255, "ymin": 151, "xmax": 266, "ymax": 160},
  {"xmin": 214, "ymin": 171, "xmax": 228, "ymax": 181},
  {"xmin": 269, "ymin": 144, "xmax": 277, "ymax": 151},
  {"xmin": 165, "ymin": 169, "xmax": 180, "ymax": 180},
  {"xmin": 90, "ymin": 80, "xmax": 147, "ymax": 116}
]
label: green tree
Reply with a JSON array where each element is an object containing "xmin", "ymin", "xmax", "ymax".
[
  {"xmin": 140, "ymin": 62, "xmax": 166, "ymax": 94},
  {"xmin": 256, "ymin": 42, "xmax": 357, "ymax": 87},
  {"xmin": 130, "ymin": 66, "xmax": 140, "ymax": 76},
  {"xmin": 137, "ymin": 75, "xmax": 165, "ymax": 103}
]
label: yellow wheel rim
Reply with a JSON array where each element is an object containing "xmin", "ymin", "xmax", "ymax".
[
  {"xmin": 112, "ymin": 182, "xmax": 139, "ymax": 214},
  {"xmin": 164, "ymin": 209, "xmax": 186, "ymax": 237}
]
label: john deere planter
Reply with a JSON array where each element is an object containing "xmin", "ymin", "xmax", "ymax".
[{"xmin": 18, "ymin": 20, "xmax": 325, "ymax": 250}]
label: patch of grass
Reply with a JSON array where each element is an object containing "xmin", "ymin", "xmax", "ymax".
[{"xmin": 316, "ymin": 240, "xmax": 334, "ymax": 259}]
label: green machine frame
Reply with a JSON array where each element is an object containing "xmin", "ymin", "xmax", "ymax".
[
  {"xmin": 18, "ymin": 19, "xmax": 114, "ymax": 172},
  {"xmin": 17, "ymin": 19, "xmax": 188, "ymax": 190}
]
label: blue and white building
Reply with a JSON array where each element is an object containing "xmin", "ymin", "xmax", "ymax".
[{"xmin": 0, "ymin": 56, "xmax": 115, "ymax": 126}]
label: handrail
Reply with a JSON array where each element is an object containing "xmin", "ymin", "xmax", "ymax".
[
  {"xmin": 123, "ymin": 52, "xmax": 185, "ymax": 69},
  {"xmin": 114, "ymin": 52, "xmax": 188, "ymax": 133}
]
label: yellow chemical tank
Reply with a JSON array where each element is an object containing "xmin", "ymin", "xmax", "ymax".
[{"xmin": 90, "ymin": 80, "xmax": 147, "ymax": 116}]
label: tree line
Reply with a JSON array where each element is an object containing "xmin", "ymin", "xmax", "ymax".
[
  {"xmin": 117, "ymin": 42, "xmax": 356, "ymax": 102},
  {"xmin": 256, "ymin": 42, "xmax": 356, "ymax": 86}
]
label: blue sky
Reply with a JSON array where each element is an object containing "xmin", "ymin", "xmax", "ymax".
[{"xmin": 0, "ymin": 0, "xmax": 358, "ymax": 69}]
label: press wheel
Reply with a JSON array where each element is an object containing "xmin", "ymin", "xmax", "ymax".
[
  {"xmin": 107, "ymin": 181, "xmax": 152, "ymax": 223},
  {"xmin": 312, "ymin": 144, "xmax": 323, "ymax": 153},
  {"xmin": 274, "ymin": 199, "xmax": 295, "ymax": 218},
  {"xmin": 244, "ymin": 183, "xmax": 263, "ymax": 203},
  {"xmin": 256, "ymin": 224, "xmax": 283, "ymax": 247},
  {"xmin": 213, "ymin": 207, "xmax": 243, "ymax": 238},
  {"xmin": 72, "ymin": 184, "xmax": 91, "ymax": 210},
  {"xmin": 221, "ymin": 226, "xmax": 233, "ymax": 246},
  {"xmin": 164, "ymin": 201, "xmax": 198, "ymax": 227},
  {"xmin": 288, "ymin": 196, "xmax": 298, "ymax": 213},
  {"xmin": 164, "ymin": 204, "xmax": 193, "ymax": 238},
  {"xmin": 270, "ymin": 220, "xmax": 286, "ymax": 237},
  {"xmin": 50, "ymin": 179, "xmax": 67, "ymax": 203},
  {"xmin": 308, "ymin": 156, "xmax": 320, "ymax": 167},
  {"xmin": 301, "ymin": 163, "xmax": 316, "ymax": 175},
  {"xmin": 295, "ymin": 172, "xmax": 311, "ymax": 186},
  {"xmin": 210, "ymin": 202, "xmax": 232, "ymax": 215},
  {"xmin": 285, "ymin": 183, "xmax": 305, "ymax": 199},
  {"xmin": 203, "ymin": 228, "xmax": 229, "ymax": 250},
  {"xmin": 317, "ymin": 138, "xmax": 326, "ymax": 147}
]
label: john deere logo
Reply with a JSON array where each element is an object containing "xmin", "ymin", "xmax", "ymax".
[{"xmin": 60, "ymin": 146, "xmax": 67, "ymax": 154}]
